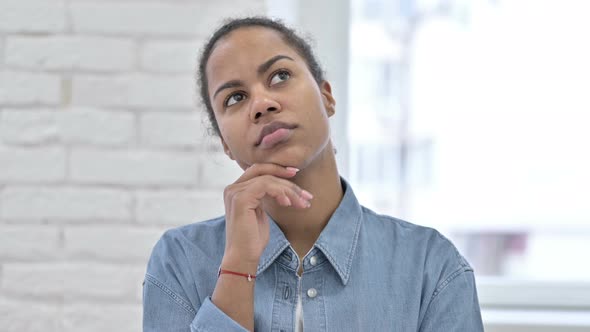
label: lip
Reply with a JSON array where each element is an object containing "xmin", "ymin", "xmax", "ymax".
[{"xmin": 255, "ymin": 121, "xmax": 298, "ymax": 146}]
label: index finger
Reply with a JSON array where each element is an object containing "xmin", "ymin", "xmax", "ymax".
[{"xmin": 235, "ymin": 163, "xmax": 299, "ymax": 184}]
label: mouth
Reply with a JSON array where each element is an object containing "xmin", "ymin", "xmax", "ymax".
[{"xmin": 255, "ymin": 121, "xmax": 298, "ymax": 148}]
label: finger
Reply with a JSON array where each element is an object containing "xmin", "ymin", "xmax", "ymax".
[
  {"xmin": 235, "ymin": 163, "xmax": 299, "ymax": 184},
  {"xmin": 241, "ymin": 175, "xmax": 312, "ymax": 209},
  {"xmin": 228, "ymin": 175, "xmax": 310, "ymax": 211}
]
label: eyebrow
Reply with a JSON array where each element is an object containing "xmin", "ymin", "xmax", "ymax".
[{"xmin": 212, "ymin": 55, "xmax": 295, "ymax": 100}]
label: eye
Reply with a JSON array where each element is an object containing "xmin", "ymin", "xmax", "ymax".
[
  {"xmin": 224, "ymin": 92, "xmax": 246, "ymax": 107},
  {"xmin": 269, "ymin": 70, "xmax": 291, "ymax": 86}
]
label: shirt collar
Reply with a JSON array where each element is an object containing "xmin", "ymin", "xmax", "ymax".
[{"xmin": 257, "ymin": 177, "xmax": 363, "ymax": 285}]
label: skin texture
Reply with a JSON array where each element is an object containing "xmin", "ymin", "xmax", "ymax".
[{"xmin": 206, "ymin": 27, "xmax": 343, "ymax": 331}]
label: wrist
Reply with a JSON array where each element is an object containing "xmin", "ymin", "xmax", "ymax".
[{"xmin": 221, "ymin": 253, "xmax": 259, "ymax": 275}]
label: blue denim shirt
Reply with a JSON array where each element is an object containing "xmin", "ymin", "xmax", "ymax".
[{"xmin": 143, "ymin": 178, "xmax": 484, "ymax": 331}]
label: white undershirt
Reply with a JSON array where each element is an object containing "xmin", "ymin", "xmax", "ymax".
[
  {"xmin": 295, "ymin": 286, "xmax": 303, "ymax": 332},
  {"xmin": 294, "ymin": 247, "xmax": 314, "ymax": 332}
]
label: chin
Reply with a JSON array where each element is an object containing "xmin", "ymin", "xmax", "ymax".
[{"xmin": 259, "ymin": 145, "xmax": 311, "ymax": 169}]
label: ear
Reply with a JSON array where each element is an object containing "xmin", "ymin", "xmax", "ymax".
[
  {"xmin": 220, "ymin": 137, "xmax": 235, "ymax": 160},
  {"xmin": 320, "ymin": 80, "xmax": 336, "ymax": 117}
]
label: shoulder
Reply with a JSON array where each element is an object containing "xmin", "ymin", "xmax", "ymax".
[
  {"xmin": 151, "ymin": 215, "xmax": 226, "ymax": 259},
  {"xmin": 361, "ymin": 206, "xmax": 459, "ymax": 249},
  {"xmin": 161, "ymin": 215, "xmax": 227, "ymax": 249},
  {"xmin": 360, "ymin": 205, "xmax": 472, "ymax": 283},
  {"xmin": 145, "ymin": 216, "xmax": 227, "ymax": 288}
]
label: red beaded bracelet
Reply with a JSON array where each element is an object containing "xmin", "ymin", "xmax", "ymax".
[{"xmin": 217, "ymin": 268, "xmax": 256, "ymax": 282}]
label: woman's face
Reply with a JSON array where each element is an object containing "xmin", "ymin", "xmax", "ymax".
[{"xmin": 206, "ymin": 27, "xmax": 335, "ymax": 170}]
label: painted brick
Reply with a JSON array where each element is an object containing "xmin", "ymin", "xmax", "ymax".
[
  {"xmin": 65, "ymin": 263, "xmax": 145, "ymax": 302},
  {"xmin": 0, "ymin": 71, "xmax": 61, "ymax": 105},
  {"xmin": 139, "ymin": 112, "xmax": 205, "ymax": 148},
  {"xmin": 70, "ymin": 1, "xmax": 262, "ymax": 37},
  {"xmin": 1, "ymin": 263, "xmax": 144, "ymax": 301},
  {"xmin": 0, "ymin": 108, "xmax": 135, "ymax": 146},
  {"xmin": 140, "ymin": 40, "xmax": 200, "ymax": 73},
  {"xmin": 0, "ymin": 109, "xmax": 58, "ymax": 144},
  {"xmin": 136, "ymin": 189, "xmax": 224, "ymax": 225},
  {"xmin": 63, "ymin": 303, "xmax": 140, "ymax": 332},
  {"xmin": 199, "ymin": 152, "xmax": 243, "ymax": 188},
  {"xmin": 71, "ymin": 74, "xmax": 194, "ymax": 108},
  {"xmin": 0, "ymin": 1, "xmax": 66, "ymax": 33},
  {"xmin": 0, "ymin": 146, "xmax": 66, "ymax": 183},
  {"xmin": 0, "ymin": 225, "xmax": 60, "ymax": 260},
  {"xmin": 0, "ymin": 187, "xmax": 132, "ymax": 221},
  {"xmin": 64, "ymin": 225, "xmax": 165, "ymax": 262},
  {"xmin": 70, "ymin": 149, "xmax": 199, "ymax": 186},
  {"xmin": 0, "ymin": 263, "xmax": 66, "ymax": 298},
  {"xmin": 70, "ymin": 2, "xmax": 199, "ymax": 37},
  {"xmin": 0, "ymin": 298, "xmax": 61, "ymax": 332},
  {"xmin": 58, "ymin": 108, "xmax": 135, "ymax": 146},
  {"xmin": 5, "ymin": 36, "xmax": 135, "ymax": 71}
]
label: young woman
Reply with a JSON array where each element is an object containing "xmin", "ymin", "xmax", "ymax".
[{"xmin": 143, "ymin": 17, "xmax": 484, "ymax": 332}]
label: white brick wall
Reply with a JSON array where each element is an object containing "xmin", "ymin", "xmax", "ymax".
[
  {"xmin": 57, "ymin": 108, "xmax": 136, "ymax": 146},
  {"xmin": 64, "ymin": 225, "xmax": 166, "ymax": 262},
  {"xmin": 0, "ymin": 109, "xmax": 58, "ymax": 144},
  {"xmin": 5, "ymin": 36, "xmax": 136, "ymax": 72},
  {"xmin": 0, "ymin": 225, "xmax": 60, "ymax": 260},
  {"xmin": 1, "ymin": 187, "xmax": 133, "ymax": 221},
  {"xmin": 63, "ymin": 303, "xmax": 142, "ymax": 332},
  {"xmin": 0, "ymin": 108, "xmax": 135, "ymax": 146},
  {"xmin": 0, "ymin": 71, "xmax": 62, "ymax": 105},
  {"xmin": 136, "ymin": 189, "xmax": 225, "ymax": 225},
  {"xmin": 0, "ymin": 299, "xmax": 61, "ymax": 332},
  {"xmin": 71, "ymin": 74, "xmax": 195, "ymax": 108},
  {"xmin": 139, "ymin": 112, "xmax": 205, "ymax": 148},
  {"xmin": 0, "ymin": 146, "xmax": 66, "ymax": 183},
  {"xmin": 70, "ymin": 1, "xmax": 266, "ymax": 37},
  {"xmin": 1, "ymin": 263, "xmax": 144, "ymax": 301},
  {"xmin": 0, "ymin": 1, "xmax": 67, "ymax": 33},
  {"xmin": 0, "ymin": 0, "xmax": 267, "ymax": 330},
  {"xmin": 140, "ymin": 40, "xmax": 202, "ymax": 73},
  {"xmin": 70, "ymin": 149, "xmax": 200, "ymax": 185}
]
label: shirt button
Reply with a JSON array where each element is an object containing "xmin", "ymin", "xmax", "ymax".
[
  {"xmin": 307, "ymin": 288, "xmax": 318, "ymax": 298},
  {"xmin": 309, "ymin": 255, "xmax": 318, "ymax": 266}
]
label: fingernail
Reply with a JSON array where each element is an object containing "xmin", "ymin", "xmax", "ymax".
[
  {"xmin": 286, "ymin": 167, "xmax": 300, "ymax": 173},
  {"xmin": 300, "ymin": 190, "xmax": 313, "ymax": 200}
]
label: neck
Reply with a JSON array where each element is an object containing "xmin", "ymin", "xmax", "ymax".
[{"xmin": 263, "ymin": 143, "xmax": 343, "ymax": 259}]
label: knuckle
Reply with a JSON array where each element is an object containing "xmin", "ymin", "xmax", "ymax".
[
  {"xmin": 223, "ymin": 186, "xmax": 233, "ymax": 199},
  {"xmin": 229, "ymin": 191, "xmax": 242, "ymax": 205},
  {"xmin": 290, "ymin": 183, "xmax": 301, "ymax": 194}
]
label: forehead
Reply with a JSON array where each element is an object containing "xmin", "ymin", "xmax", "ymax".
[{"xmin": 206, "ymin": 27, "xmax": 303, "ymax": 83}]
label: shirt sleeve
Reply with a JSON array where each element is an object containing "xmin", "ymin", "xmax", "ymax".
[
  {"xmin": 191, "ymin": 297, "xmax": 250, "ymax": 332},
  {"xmin": 143, "ymin": 273, "xmax": 195, "ymax": 332},
  {"xmin": 143, "ymin": 275, "xmax": 249, "ymax": 332},
  {"xmin": 143, "ymin": 229, "xmax": 250, "ymax": 332},
  {"xmin": 418, "ymin": 269, "xmax": 484, "ymax": 332}
]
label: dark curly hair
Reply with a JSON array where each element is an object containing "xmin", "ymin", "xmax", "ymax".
[{"xmin": 197, "ymin": 16, "xmax": 326, "ymax": 137}]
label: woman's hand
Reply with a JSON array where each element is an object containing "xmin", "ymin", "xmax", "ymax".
[{"xmin": 220, "ymin": 163, "xmax": 313, "ymax": 271}]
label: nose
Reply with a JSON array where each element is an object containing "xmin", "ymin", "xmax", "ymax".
[{"xmin": 249, "ymin": 90, "xmax": 281, "ymax": 122}]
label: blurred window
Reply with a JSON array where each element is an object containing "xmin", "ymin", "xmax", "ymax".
[{"xmin": 349, "ymin": 0, "xmax": 590, "ymax": 283}]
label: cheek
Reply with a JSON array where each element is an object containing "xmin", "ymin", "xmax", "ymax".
[
  {"xmin": 218, "ymin": 118, "xmax": 249, "ymax": 155},
  {"xmin": 217, "ymin": 119, "xmax": 235, "ymax": 145}
]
